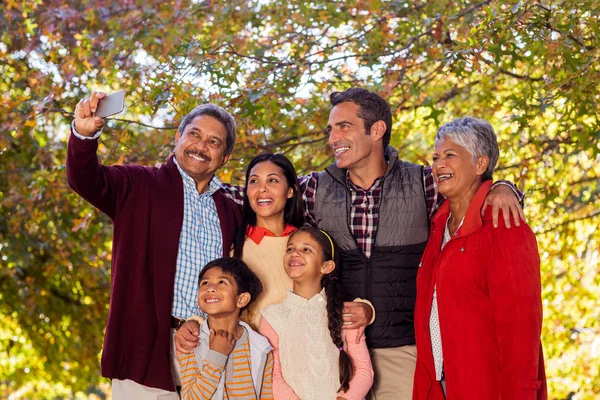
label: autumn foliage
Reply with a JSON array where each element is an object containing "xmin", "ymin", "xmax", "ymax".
[{"xmin": 1, "ymin": 1, "xmax": 598, "ymax": 398}]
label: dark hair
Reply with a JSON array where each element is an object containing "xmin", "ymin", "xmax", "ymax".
[
  {"xmin": 198, "ymin": 257, "xmax": 263, "ymax": 311},
  {"xmin": 233, "ymin": 153, "xmax": 305, "ymax": 258},
  {"xmin": 330, "ymin": 88, "xmax": 392, "ymax": 149},
  {"xmin": 288, "ymin": 226, "xmax": 354, "ymax": 392},
  {"xmin": 178, "ymin": 104, "xmax": 237, "ymax": 155}
]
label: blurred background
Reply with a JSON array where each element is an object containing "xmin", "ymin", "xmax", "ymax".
[{"xmin": 0, "ymin": 0, "xmax": 598, "ymax": 398}]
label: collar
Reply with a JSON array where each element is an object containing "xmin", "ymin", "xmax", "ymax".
[
  {"xmin": 200, "ymin": 319, "xmax": 273, "ymax": 352},
  {"xmin": 346, "ymin": 171, "xmax": 384, "ymax": 192},
  {"xmin": 246, "ymin": 224, "xmax": 297, "ymax": 245},
  {"xmin": 173, "ymin": 157, "xmax": 221, "ymax": 196},
  {"xmin": 431, "ymin": 180, "xmax": 493, "ymax": 237},
  {"xmin": 326, "ymin": 145, "xmax": 399, "ymax": 186},
  {"xmin": 285, "ymin": 288, "xmax": 327, "ymax": 308}
]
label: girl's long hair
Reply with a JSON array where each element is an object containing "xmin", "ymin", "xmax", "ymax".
[
  {"xmin": 233, "ymin": 153, "xmax": 305, "ymax": 258},
  {"xmin": 289, "ymin": 226, "xmax": 354, "ymax": 392}
]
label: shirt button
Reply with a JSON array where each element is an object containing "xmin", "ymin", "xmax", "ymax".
[
  {"xmin": 367, "ymin": 191, "xmax": 372, "ymax": 195},
  {"xmin": 318, "ymin": 297, "xmax": 323, "ymax": 302},
  {"xmin": 366, "ymin": 233, "xmax": 371, "ymax": 238}
]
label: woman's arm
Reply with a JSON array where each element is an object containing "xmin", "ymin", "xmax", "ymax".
[
  {"xmin": 258, "ymin": 317, "xmax": 301, "ymax": 400},
  {"xmin": 337, "ymin": 329, "xmax": 374, "ymax": 400},
  {"xmin": 488, "ymin": 216, "xmax": 544, "ymax": 399}
]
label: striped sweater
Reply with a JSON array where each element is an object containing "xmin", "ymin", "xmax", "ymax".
[{"xmin": 180, "ymin": 323, "xmax": 274, "ymax": 399}]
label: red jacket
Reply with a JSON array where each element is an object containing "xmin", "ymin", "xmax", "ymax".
[
  {"xmin": 67, "ymin": 133, "xmax": 241, "ymax": 391},
  {"xmin": 413, "ymin": 180, "xmax": 547, "ymax": 400}
]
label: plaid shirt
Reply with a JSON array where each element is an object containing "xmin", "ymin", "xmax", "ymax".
[
  {"xmin": 172, "ymin": 159, "xmax": 223, "ymax": 319},
  {"xmin": 296, "ymin": 167, "xmax": 441, "ymax": 259},
  {"xmin": 222, "ymin": 165, "xmax": 522, "ymax": 259}
]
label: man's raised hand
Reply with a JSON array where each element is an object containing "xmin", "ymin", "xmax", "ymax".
[{"xmin": 74, "ymin": 92, "xmax": 106, "ymax": 136}]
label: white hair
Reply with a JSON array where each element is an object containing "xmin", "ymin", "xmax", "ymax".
[{"xmin": 435, "ymin": 117, "xmax": 499, "ymax": 180}]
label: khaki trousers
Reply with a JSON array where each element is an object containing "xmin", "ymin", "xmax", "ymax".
[
  {"xmin": 367, "ymin": 345, "xmax": 418, "ymax": 400},
  {"xmin": 111, "ymin": 329, "xmax": 181, "ymax": 399}
]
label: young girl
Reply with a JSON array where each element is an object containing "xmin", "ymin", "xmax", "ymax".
[{"xmin": 259, "ymin": 226, "xmax": 374, "ymax": 400}]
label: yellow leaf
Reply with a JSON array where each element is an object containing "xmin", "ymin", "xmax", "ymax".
[{"xmin": 6, "ymin": 0, "xmax": 18, "ymax": 10}]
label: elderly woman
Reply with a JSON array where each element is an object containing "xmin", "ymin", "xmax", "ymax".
[{"xmin": 412, "ymin": 117, "xmax": 547, "ymax": 399}]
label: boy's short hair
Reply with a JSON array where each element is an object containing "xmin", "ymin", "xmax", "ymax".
[{"xmin": 198, "ymin": 257, "xmax": 263, "ymax": 310}]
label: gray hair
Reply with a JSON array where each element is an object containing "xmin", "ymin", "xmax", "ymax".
[
  {"xmin": 178, "ymin": 104, "xmax": 237, "ymax": 155},
  {"xmin": 435, "ymin": 117, "xmax": 499, "ymax": 180}
]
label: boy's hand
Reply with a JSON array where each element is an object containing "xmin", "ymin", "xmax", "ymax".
[
  {"xmin": 175, "ymin": 320, "xmax": 200, "ymax": 354},
  {"xmin": 209, "ymin": 329, "xmax": 236, "ymax": 356}
]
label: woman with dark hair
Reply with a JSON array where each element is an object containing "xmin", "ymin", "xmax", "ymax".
[
  {"xmin": 413, "ymin": 117, "xmax": 546, "ymax": 399},
  {"xmin": 232, "ymin": 152, "xmax": 305, "ymax": 329}
]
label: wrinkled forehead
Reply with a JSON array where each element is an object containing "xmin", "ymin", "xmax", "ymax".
[{"xmin": 183, "ymin": 115, "xmax": 227, "ymax": 137}]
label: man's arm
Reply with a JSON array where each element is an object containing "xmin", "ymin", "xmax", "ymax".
[
  {"xmin": 298, "ymin": 171, "xmax": 319, "ymax": 226},
  {"xmin": 220, "ymin": 183, "xmax": 244, "ymax": 206},
  {"xmin": 423, "ymin": 166, "xmax": 525, "ymax": 228},
  {"xmin": 67, "ymin": 92, "xmax": 135, "ymax": 218}
]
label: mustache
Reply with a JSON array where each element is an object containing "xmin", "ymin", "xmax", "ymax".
[{"xmin": 185, "ymin": 149, "xmax": 212, "ymax": 162}]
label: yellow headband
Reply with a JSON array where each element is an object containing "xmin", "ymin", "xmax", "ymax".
[{"xmin": 319, "ymin": 230, "xmax": 334, "ymax": 259}]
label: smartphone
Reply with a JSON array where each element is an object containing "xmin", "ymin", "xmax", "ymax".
[{"xmin": 95, "ymin": 90, "xmax": 125, "ymax": 118}]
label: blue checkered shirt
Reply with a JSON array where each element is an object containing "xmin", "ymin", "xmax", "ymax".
[{"xmin": 172, "ymin": 158, "xmax": 223, "ymax": 319}]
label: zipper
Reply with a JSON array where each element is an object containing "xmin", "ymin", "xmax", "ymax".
[
  {"xmin": 366, "ymin": 173, "xmax": 387, "ymax": 300},
  {"xmin": 326, "ymin": 169, "xmax": 370, "ymax": 298}
]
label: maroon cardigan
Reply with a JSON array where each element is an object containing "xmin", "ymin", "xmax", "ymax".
[{"xmin": 66, "ymin": 133, "xmax": 241, "ymax": 391}]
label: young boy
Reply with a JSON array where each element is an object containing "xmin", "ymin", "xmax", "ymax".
[{"xmin": 179, "ymin": 257, "xmax": 274, "ymax": 399}]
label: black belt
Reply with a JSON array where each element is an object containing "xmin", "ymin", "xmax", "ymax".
[{"xmin": 170, "ymin": 316, "xmax": 186, "ymax": 330}]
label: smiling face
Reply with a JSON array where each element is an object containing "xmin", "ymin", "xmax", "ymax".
[
  {"xmin": 284, "ymin": 231, "xmax": 333, "ymax": 284},
  {"xmin": 197, "ymin": 267, "xmax": 249, "ymax": 317},
  {"xmin": 327, "ymin": 102, "xmax": 382, "ymax": 170},
  {"xmin": 174, "ymin": 115, "xmax": 231, "ymax": 184},
  {"xmin": 247, "ymin": 161, "xmax": 294, "ymax": 227},
  {"xmin": 432, "ymin": 138, "xmax": 488, "ymax": 200}
]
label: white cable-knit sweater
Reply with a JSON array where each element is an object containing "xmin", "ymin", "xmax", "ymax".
[{"xmin": 261, "ymin": 289, "xmax": 341, "ymax": 400}]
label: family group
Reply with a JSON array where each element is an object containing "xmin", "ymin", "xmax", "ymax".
[{"xmin": 67, "ymin": 88, "xmax": 546, "ymax": 399}]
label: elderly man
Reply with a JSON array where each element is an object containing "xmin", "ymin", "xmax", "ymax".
[{"xmin": 67, "ymin": 92, "xmax": 241, "ymax": 399}]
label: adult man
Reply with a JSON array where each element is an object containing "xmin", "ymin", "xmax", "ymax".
[
  {"xmin": 67, "ymin": 92, "xmax": 241, "ymax": 399},
  {"xmin": 300, "ymin": 88, "xmax": 523, "ymax": 399}
]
